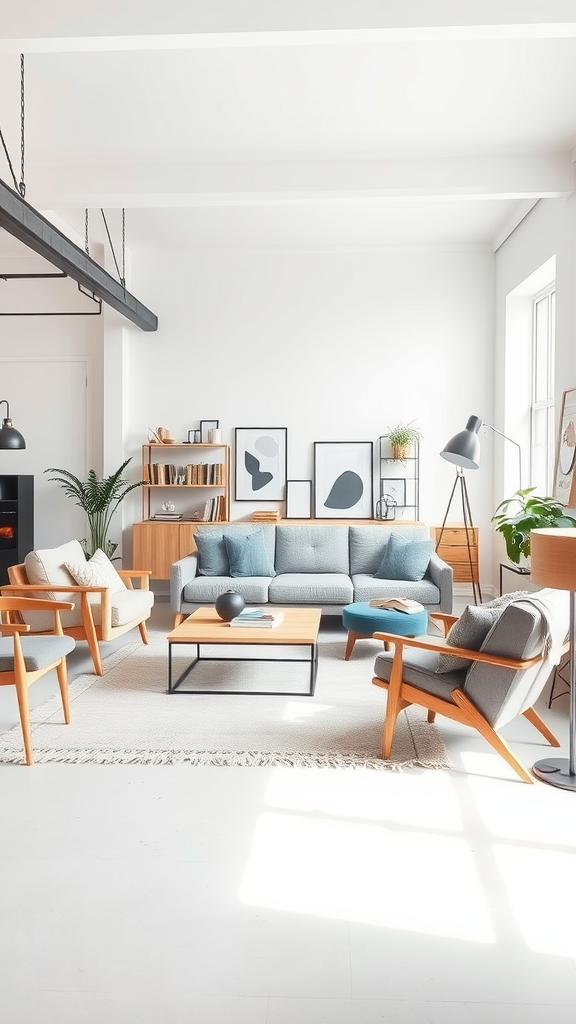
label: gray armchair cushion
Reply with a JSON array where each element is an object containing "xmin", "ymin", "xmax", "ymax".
[
  {"xmin": 374, "ymin": 647, "xmax": 466, "ymax": 700},
  {"xmin": 0, "ymin": 634, "xmax": 75, "ymax": 672}
]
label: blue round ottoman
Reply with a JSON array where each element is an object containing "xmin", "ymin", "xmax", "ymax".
[{"xmin": 342, "ymin": 601, "xmax": 428, "ymax": 660}]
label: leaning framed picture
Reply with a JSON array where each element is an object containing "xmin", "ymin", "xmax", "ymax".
[
  {"xmin": 380, "ymin": 477, "xmax": 406, "ymax": 508},
  {"xmin": 235, "ymin": 427, "xmax": 287, "ymax": 501},
  {"xmin": 286, "ymin": 479, "xmax": 312, "ymax": 519},
  {"xmin": 553, "ymin": 386, "xmax": 576, "ymax": 506},
  {"xmin": 200, "ymin": 419, "xmax": 219, "ymax": 443},
  {"xmin": 314, "ymin": 441, "xmax": 374, "ymax": 519}
]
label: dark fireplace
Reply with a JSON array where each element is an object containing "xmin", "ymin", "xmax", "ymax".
[{"xmin": 0, "ymin": 476, "xmax": 33, "ymax": 584}]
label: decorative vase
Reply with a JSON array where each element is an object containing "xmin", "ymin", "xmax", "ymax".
[{"xmin": 215, "ymin": 590, "xmax": 245, "ymax": 621}]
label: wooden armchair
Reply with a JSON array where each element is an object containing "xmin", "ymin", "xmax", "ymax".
[
  {"xmin": 3, "ymin": 540, "xmax": 154, "ymax": 676},
  {"xmin": 371, "ymin": 594, "xmax": 568, "ymax": 784},
  {"xmin": 0, "ymin": 595, "xmax": 76, "ymax": 765}
]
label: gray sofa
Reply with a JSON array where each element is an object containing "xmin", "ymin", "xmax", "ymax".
[{"xmin": 170, "ymin": 523, "xmax": 453, "ymax": 622}]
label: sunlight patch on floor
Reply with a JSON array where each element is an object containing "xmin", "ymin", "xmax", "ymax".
[
  {"xmin": 281, "ymin": 701, "xmax": 333, "ymax": 722},
  {"xmin": 494, "ymin": 844, "xmax": 576, "ymax": 957},
  {"xmin": 261, "ymin": 765, "xmax": 463, "ymax": 830},
  {"xmin": 239, "ymin": 810, "xmax": 495, "ymax": 942}
]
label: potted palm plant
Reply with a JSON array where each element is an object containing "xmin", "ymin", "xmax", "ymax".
[
  {"xmin": 491, "ymin": 487, "xmax": 576, "ymax": 568},
  {"xmin": 387, "ymin": 421, "xmax": 422, "ymax": 460},
  {"xmin": 45, "ymin": 457, "xmax": 144, "ymax": 559}
]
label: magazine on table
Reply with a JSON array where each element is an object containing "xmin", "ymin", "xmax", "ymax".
[
  {"xmin": 368, "ymin": 598, "xmax": 424, "ymax": 614},
  {"xmin": 229, "ymin": 609, "xmax": 284, "ymax": 627}
]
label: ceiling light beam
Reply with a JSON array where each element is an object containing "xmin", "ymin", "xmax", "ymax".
[{"xmin": 0, "ymin": 177, "xmax": 157, "ymax": 331}]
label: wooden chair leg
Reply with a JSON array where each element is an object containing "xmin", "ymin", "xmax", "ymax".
[
  {"xmin": 14, "ymin": 672, "xmax": 33, "ymax": 766},
  {"xmin": 139, "ymin": 620, "xmax": 149, "ymax": 644},
  {"xmin": 427, "ymin": 710, "xmax": 436, "ymax": 724},
  {"xmin": 56, "ymin": 659, "xmax": 71, "ymax": 725},
  {"xmin": 523, "ymin": 706, "xmax": 561, "ymax": 747},
  {"xmin": 453, "ymin": 690, "xmax": 534, "ymax": 784},
  {"xmin": 344, "ymin": 631, "xmax": 358, "ymax": 661}
]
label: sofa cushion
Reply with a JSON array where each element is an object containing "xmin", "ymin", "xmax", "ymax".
[
  {"xmin": 352, "ymin": 574, "xmax": 440, "ymax": 607},
  {"xmin": 349, "ymin": 525, "xmax": 429, "ymax": 576},
  {"xmin": 275, "ymin": 525, "xmax": 349, "ymax": 574},
  {"xmin": 224, "ymin": 529, "xmax": 276, "ymax": 578},
  {"xmin": 374, "ymin": 533, "xmax": 434, "ymax": 582},
  {"xmin": 269, "ymin": 572, "xmax": 353, "ymax": 605},
  {"xmin": 194, "ymin": 530, "xmax": 230, "ymax": 577},
  {"xmin": 183, "ymin": 576, "xmax": 272, "ymax": 605},
  {"xmin": 65, "ymin": 548, "xmax": 127, "ymax": 594}
]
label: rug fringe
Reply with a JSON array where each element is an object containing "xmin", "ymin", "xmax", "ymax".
[{"xmin": 0, "ymin": 746, "xmax": 453, "ymax": 769}]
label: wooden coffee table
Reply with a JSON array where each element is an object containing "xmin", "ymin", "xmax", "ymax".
[{"xmin": 166, "ymin": 606, "xmax": 321, "ymax": 696}]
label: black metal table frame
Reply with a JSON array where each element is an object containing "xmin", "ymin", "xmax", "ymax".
[{"xmin": 167, "ymin": 639, "xmax": 319, "ymax": 696}]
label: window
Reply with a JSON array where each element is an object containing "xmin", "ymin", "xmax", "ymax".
[{"xmin": 530, "ymin": 285, "xmax": 555, "ymax": 494}]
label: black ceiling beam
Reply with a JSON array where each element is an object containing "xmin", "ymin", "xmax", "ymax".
[{"xmin": 0, "ymin": 177, "xmax": 158, "ymax": 332}]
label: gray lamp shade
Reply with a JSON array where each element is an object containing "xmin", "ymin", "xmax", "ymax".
[
  {"xmin": 440, "ymin": 415, "xmax": 482, "ymax": 470},
  {"xmin": 0, "ymin": 401, "xmax": 26, "ymax": 450}
]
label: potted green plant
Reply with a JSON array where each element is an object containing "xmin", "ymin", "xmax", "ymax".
[
  {"xmin": 491, "ymin": 487, "xmax": 576, "ymax": 568},
  {"xmin": 45, "ymin": 457, "xmax": 144, "ymax": 559},
  {"xmin": 387, "ymin": 421, "xmax": 422, "ymax": 460}
]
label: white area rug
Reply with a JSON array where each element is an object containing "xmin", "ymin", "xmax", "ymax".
[{"xmin": 0, "ymin": 632, "xmax": 453, "ymax": 769}]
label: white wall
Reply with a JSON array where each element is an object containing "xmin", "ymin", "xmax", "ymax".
[
  {"xmin": 0, "ymin": 264, "xmax": 104, "ymax": 548},
  {"xmin": 123, "ymin": 247, "xmax": 495, "ymax": 580}
]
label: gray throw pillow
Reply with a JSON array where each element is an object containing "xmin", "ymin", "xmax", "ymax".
[
  {"xmin": 374, "ymin": 533, "xmax": 434, "ymax": 582},
  {"xmin": 436, "ymin": 604, "xmax": 502, "ymax": 674},
  {"xmin": 194, "ymin": 531, "xmax": 229, "ymax": 577},
  {"xmin": 224, "ymin": 529, "xmax": 276, "ymax": 578}
]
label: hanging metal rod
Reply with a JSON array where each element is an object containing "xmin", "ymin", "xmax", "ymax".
[{"xmin": 0, "ymin": 177, "xmax": 158, "ymax": 331}]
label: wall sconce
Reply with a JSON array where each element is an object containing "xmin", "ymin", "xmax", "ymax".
[{"xmin": 0, "ymin": 400, "xmax": 26, "ymax": 449}]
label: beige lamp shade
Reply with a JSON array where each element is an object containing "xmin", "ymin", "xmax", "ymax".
[{"xmin": 530, "ymin": 528, "xmax": 576, "ymax": 591}]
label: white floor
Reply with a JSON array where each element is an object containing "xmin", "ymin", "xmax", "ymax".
[{"xmin": 1, "ymin": 598, "xmax": 575, "ymax": 1024}]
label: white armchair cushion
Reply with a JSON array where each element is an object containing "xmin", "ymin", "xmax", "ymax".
[
  {"xmin": 65, "ymin": 548, "xmax": 127, "ymax": 594},
  {"xmin": 24, "ymin": 539, "xmax": 84, "ymax": 630}
]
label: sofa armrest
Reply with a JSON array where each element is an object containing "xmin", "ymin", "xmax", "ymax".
[
  {"xmin": 426, "ymin": 552, "xmax": 453, "ymax": 614},
  {"xmin": 170, "ymin": 554, "xmax": 199, "ymax": 613}
]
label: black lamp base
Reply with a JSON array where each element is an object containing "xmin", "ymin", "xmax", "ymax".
[{"xmin": 532, "ymin": 757, "xmax": 576, "ymax": 791}]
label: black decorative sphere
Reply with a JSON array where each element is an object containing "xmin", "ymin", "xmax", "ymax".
[{"xmin": 215, "ymin": 590, "xmax": 245, "ymax": 621}]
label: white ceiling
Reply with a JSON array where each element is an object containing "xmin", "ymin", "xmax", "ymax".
[{"xmin": 1, "ymin": 1, "xmax": 576, "ymax": 252}]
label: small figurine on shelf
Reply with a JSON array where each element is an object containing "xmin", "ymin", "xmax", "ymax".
[{"xmin": 162, "ymin": 501, "xmax": 176, "ymax": 513}]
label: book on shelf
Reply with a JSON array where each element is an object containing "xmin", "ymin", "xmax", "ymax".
[
  {"xmin": 152, "ymin": 513, "xmax": 183, "ymax": 521},
  {"xmin": 229, "ymin": 610, "xmax": 284, "ymax": 628},
  {"xmin": 368, "ymin": 598, "xmax": 424, "ymax": 613}
]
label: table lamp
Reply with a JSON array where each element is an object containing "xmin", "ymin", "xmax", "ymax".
[{"xmin": 530, "ymin": 527, "xmax": 576, "ymax": 791}]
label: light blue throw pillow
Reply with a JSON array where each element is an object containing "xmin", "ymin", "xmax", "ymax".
[
  {"xmin": 374, "ymin": 533, "xmax": 434, "ymax": 582},
  {"xmin": 224, "ymin": 529, "xmax": 276, "ymax": 578},
  {"xmin": 194, "ymin": 531, "xmax": 229, "ymax": 577}
]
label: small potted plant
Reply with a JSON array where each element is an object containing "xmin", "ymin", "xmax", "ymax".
[
  {"xmin": 491, "ymin": 487, "xmax": 576, "ymax": 568},
  {"xmin": 387, "ymin": 421, "xmax": 422, "ymax": 460}
]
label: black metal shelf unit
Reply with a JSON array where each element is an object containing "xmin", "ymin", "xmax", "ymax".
[
  {"xmin": 376, "ymin": 437, "xmax": 420, "ymax": 520},
  {"xmin": 0, "ymin": 476, "xmax": 34, "ymax": 585}
]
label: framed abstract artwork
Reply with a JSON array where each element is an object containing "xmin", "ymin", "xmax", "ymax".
[
  {"xmin": 314, "ymin": 441, "xmax": 374, "ymax": 519},
  {"xmin": 235, "ymin": 427, "xmax": 287, "ymax": 501},
  {"xmin": 286, "ymin": 479, "xmax": 312, "ymax": 519},
  {"xmin": 553, "ymin": 386, "xmax": 576, "ymax": 506}
]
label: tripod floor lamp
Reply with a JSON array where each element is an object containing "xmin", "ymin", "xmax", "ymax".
[
  {"xmin": 438, "ymin": 415, "xmax": 483, "ymax": 604},
  {"xmin": 530, "ymin": 528, "xmax": 576, "ymax": 792}
]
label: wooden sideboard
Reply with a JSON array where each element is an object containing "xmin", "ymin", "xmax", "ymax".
[{"xmin": 134, "ymin": 518, "xmax": 424, "ymax": 580}]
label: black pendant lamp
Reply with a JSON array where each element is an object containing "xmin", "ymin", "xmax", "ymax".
[{"xmin": 0, "ymin": 400, "xmax": 26, "ymax": 449}]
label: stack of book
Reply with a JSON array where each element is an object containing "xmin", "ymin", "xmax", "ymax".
[
  {"xmin": 152, "ymin": 512, "xmax": 183, "ymax": 521},
  {"xmin": 252, "ymin": 510, "xmax": 281, "ymax": 523},
  {"xmin": 228, "ymin": 607, "xmax": 284, "ymax": 628}
]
